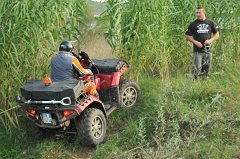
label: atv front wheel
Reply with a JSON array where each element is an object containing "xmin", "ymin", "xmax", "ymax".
[
  {"xmin": 119, "ymin": 79, "xmax": 140, "ymax": 108},
  {"xmin": 75, "ymin": 108, "xmax": 106, "ymax": 147}
]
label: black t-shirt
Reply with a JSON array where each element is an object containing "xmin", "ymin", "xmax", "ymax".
[{"xmin": 185, "ymin": 19, "xmax": 219, "ymax": 52}]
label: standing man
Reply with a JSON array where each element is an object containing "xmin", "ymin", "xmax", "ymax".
[{"xmin": 185, "ymin": 6, "xmax": 219, "ymax": 79}]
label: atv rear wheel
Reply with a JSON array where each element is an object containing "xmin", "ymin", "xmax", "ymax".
[
  {"xmin": 75, "ymin": 108, "xmax": 106, "ymax": 147},
  {"xmin": 26, "ymin": 119, "xmax": 45, "ymax": 141},
  {"xmin": 119, "ymin": 79, "xmax": 140, "ymax": 108}
]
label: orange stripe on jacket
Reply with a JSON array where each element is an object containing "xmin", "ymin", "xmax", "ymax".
[{"xmin": 72, "ymin": 57, "xmax": 88, "ymax": 75}]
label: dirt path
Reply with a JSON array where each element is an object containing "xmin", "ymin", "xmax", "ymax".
[{"xmin": 81, "ymin": 35, "xmax": 114, "ymax": 59}]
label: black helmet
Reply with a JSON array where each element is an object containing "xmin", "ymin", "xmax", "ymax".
[{"xmin": 59, "ymin": 41, "xmax": 74, "ymax": 52}]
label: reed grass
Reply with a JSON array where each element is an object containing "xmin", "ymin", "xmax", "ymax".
[
  {"xmin": 0, "ymin": 0, "xmax": 90, "ymax": 131},
  {"xmin": 106, "ymin": 0, "xmax": 240, "ymax": 79}
]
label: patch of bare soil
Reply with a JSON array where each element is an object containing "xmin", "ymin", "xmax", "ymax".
[{"xmin": 81, "ymin": 35, "xmax": 114, "ymax": 59}]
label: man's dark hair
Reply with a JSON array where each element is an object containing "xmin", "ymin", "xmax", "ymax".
[
  {"xmin": 196, "ymin": 6, "xmax": 206, "ymax": 13},
  {"xmin": 197, "ymin": 6, "xmax": 205, "ymax": 10}
]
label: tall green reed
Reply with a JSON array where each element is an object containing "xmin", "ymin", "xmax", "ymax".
[
  {"xmin": 105, "ymin": 0, "xmax": 240, "ymax": 79},
  {"xmin": 0, "ymin": 0, "xmax": 90, "ymax": 130}
]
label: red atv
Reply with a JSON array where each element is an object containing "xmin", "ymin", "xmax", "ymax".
[{"xmin": 16, "ymin": 53, "xmax": 140, "ymax": 146}]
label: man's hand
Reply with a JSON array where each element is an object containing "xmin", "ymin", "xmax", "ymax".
[
  {"xmin": 85, "ymin": 69, "xmax": 93, "ymax": 75},
  {"xmin": 204, "ymin": 39, "xmax": 213, "ymax": 45},
  {"xmin": 194, "ymin": 41, "xmax": 203, "ymax": 48},
  {"xmin": 186, "ymin": 35, "xmax": 203, "ymax": 48},
  {"xmin": 204, "ymin": 32, "xmax": 219, "ymax": 45}
]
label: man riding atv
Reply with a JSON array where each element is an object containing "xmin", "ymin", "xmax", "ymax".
[
  {"xmin": 16, "ymin": 41, "xmax": 140, "ymax": 146},
  {"xmin": 50, "ymin": 41, "xmax": 97, "ymax": 95}
]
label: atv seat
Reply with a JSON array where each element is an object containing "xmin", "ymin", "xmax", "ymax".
[{"xmin": 92, "ymin": 59, "xmax": 128, "ymax": 74}]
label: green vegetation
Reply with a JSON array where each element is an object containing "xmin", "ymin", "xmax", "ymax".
[
  {"xmin": 93, "ymin": 1, "xmax": 240, "ymax": 157},
  {"xmin": 1, "ymin": 0, "xmax": 240, "ymax": 158},
  {"xmin": 0, "ymin": 124, "xmax": 94, "ymax": 158},
  {"xmin": 106, "ymin": 0, "xmax": 240, "ymax": 78},
  {"xmin": 93, "ymin": 67, "xmax": 240, "ymax": 159},
  {"xmin": 0, "ymin": 0, "xmax": 90, "ymax": 130},
  {"xmin": 1, "ymin": 73, "xmax": 240, "ymax": 158}
]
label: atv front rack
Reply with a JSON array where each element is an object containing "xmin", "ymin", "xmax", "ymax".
[{"xmin": 24, "ymin": 97, "xmax": 72, "ymax": 106}]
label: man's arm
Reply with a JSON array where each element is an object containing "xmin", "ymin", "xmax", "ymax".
[
  {"xmin": 186, "ymin": 35, "xmax": 203, "ymax": 48},
  {"xmin": 204, "ymin": 32, "xmax": 219, "ymax": 45},
  {"xmin": 72, "ymin": 57, "xmax": 91, "ymax": 75}
]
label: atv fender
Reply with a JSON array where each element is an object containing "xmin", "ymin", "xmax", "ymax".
[
  {"xmin": 111, "ymin": 65, "xmax": 128, "ymax": 86},
  {"xmin": 76, "ymin": 95, "xmax": 107, "ymax": 117}
]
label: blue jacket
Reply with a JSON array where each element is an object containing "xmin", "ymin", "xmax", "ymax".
[{"xmin": 50, "ymin": 51, "xmax": 91, "ymax": 82}]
